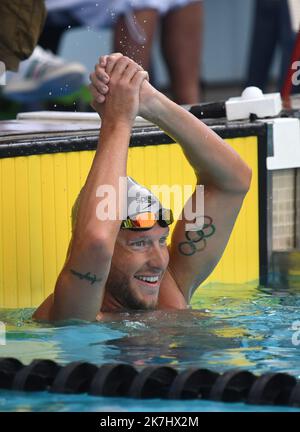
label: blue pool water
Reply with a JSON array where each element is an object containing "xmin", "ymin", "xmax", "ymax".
[{"xmin": 0, "ymin": 282, "xmax": 300, "ymax": 412}]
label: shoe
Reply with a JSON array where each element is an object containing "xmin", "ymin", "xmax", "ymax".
[{"xmin": 2, "ymin": 46, "xmax": 87, "ymax": 102}]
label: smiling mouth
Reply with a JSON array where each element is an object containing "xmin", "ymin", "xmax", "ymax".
[{"xmin": 134, "ymin": 275, "xmax": 160, "ymax": 285}]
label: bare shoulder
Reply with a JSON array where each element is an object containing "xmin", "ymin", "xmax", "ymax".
[
  {"xmin": 32, "ymin": 294, "xmax": 54, "ymax": 322},
  {"xmin": 157, "ymin": 267, "xmax": 188, "ymax": 310},
  {"xmin": 168, "ymin": 186, "xmax": 248, "ymax": 302}
]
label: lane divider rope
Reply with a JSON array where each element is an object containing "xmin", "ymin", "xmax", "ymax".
[{"xmin": 1, "ymin": 358, "xmax": 300, "ymax": 407}]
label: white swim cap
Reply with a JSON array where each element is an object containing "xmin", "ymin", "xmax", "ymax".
[
  {"xmin": 71, "ymin": 177, "xmax": 172, "ymax": 232},
  {"xmin": 126, "ymin": 176, "xmax": 162, "ymax": 219}
]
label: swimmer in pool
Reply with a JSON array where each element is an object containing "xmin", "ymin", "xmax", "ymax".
[{"xmin": 33, "ymin": 53, "xmax": 252, "ymax": 322}]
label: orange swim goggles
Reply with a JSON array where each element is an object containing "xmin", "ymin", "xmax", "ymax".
[{"xmin": 121, "ymin": 208, "xmax": 174, "ymax": 230}]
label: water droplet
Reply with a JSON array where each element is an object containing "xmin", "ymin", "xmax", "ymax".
[
  {"xmin": 48, "ymin": 91, "xmax": 52, "ymax": 96},
  {"xmin": 67, "ymin": 25, "xmax": 72, "ymax": 29}
]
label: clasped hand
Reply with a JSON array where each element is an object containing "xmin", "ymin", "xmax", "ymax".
[{"xmin": 89, "ymin": 53, "xmax": 157, "ymax": 123}]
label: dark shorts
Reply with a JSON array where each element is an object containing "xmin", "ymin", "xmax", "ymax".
[{"xmin": 0, "ymin": 0, "xmax": 46, "ymax": 71}]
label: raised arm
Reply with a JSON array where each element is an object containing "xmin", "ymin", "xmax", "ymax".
[
  {"xmin": 33, "ymin": 56, "xmax": 148, "ymax": 321},
  {"xmin": 142, "ymin": 93, "xmax": 251, "ymax": 192},
  {"xmin": 86, "ymin": 54, "xmax": 252, "ymax": 305},
  {"xmin": 141, "ymin": 92, "xmax": 252, "ymax": 302}
]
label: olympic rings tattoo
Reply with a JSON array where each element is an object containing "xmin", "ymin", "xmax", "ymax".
[{"xmin": 178, "ymin": 216, "xmax": 216, "ymax": 256}]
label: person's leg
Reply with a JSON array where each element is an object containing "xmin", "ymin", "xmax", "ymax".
[
  {"xmin": 278, "ymin": 0, "xmax": 297, "ymax": 92},
  {"xmin": 160, "ymin": 1, "xmax": 203, "ymax": 104},
  {"xmin": 245, "ymin": 0, "xmax": 280, "ymax": 91},
  {"xmin": 113, "ymin": 9, "xmax": 159, "ymax": 71},
  {"xmin": 38, "ymin": 11, "xmax": 82, "ymax": 54}
]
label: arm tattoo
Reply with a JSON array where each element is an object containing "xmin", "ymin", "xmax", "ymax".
[
  {"xmin": 178, "ymin": 216, "xmax": 216, "ymax": 256},
  {"xmin": 70, "ymin": 269, "xmax": 102, "ymax": 285}
]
